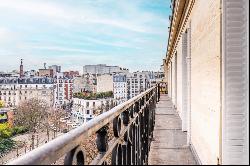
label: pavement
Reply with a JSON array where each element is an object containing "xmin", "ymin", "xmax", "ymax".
[
  {"xmin": 148, "ymin": 94, "xmax": 197, "ymax": 165},
  {"xmin": 0, "ymin": 130, "xmax": 63, "ymax": 164}
]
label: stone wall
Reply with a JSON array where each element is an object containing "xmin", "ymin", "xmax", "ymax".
[{"xmin": 189, "ymin": 0, "xmax": 221, "ymax": 164}]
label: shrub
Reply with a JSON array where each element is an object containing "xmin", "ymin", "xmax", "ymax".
[
  {"xmin": 11, "ymin": 126, "xmax": 28, "ymax": 136},
  {"xmin": 0, "ymin": 100, "xmax": 4, "ymax": 108},
  {"xmin": 73, "ymin": 91, "xmax": 114, "ymax": 100},
  {"xmin": 0, "ymin": 138, "xmax": 15, "ymax": 155},
  {"xmin": 0, "ymin": 123, "xmax": 12, "ymax": 139}
]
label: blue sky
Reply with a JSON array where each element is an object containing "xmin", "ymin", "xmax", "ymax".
[{"xmin": 0, "ymin": 0, "xmax": 171, "ymax": 73}]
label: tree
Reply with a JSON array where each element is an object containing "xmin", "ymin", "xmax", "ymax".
[
  {"xmin": 0, "ymin": 100, "xmax": 4, "ymax": 108},
  {"xmin": 47, "ymin": 108, "xmax": 66, "ymax": 138},
  {"xmin": 14, "ymin": 98, "xmax": 49, "ymax": 133},
  {"xmin": 48, "ymin": 108, "xmax": 66, "ymax": 130},
  {"xmin": 0, "ymin": 123, "xmax": 12, "ymax": 139}
]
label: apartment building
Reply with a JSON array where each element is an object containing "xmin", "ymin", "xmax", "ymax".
[
  {"xmin": 127, "ymin": 72, "xmax": 150, "ymax": 99},
  {"xmin": 83, "ymin": 64, "xmax": 128, "ymax": 75},
  {"xmin": 165, "ymin": 0, "xmax": 249, "ymax": 164},
  {"xmin": 24, "ymin": 70, "xmax": 38, "ymax": 77},
  {"xmin": 38, "ymin": 69, "xmax": 53, "ymax": 77},
  {"xmin": 0, "ymin": 77, "xmax": 54, "ymax": 107},
  {"xmin": 71, "ymin": 97, "xmax": 114, "ymax": 126},
  {"xmin": 96, "ymin": 74, "xmax": 113, "ymax": 93},
  {"xmin": 48, "ymin": 65, "xmax": 61, "ymax": 77},
  {"xmin": 73, "ymin": 75, "xmax": 97, "ymax": 94},
  {"xmin": 54, "ymin": 73, "xmax": 73, "ymax": 107},
  {"xmin": 0, "ymin": 71, "xmax": 19, "ymax": 78},
  {"xmin": 113, "ymin": 74, "xmax": 127, "ymax": 104},
  {"xmin": 63, "ymin": 71, "xmax": 79, "ymax": 79}
]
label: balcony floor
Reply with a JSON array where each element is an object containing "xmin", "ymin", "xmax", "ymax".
[{"xmin": 148, "ymin": 94, "xmax": 197, "ymax": 165}]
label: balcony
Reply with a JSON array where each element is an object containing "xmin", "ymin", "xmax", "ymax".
[
  {"xmin": 7, "ymin": 86, "xmax": 159, "ymax": 165},
  {"xmin": 148, "ymin": 94, "xmax": 197, "ymax": 165},
  {"xmin": 6, "ymin": 84, "xmax": 197, "ymax": 165}
]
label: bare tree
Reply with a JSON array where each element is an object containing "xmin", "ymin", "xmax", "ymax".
[
  {"xmin": 14, "ymin": 98, "xmax": 49, "ymax": 133},
  {"xmin": 14, "ymin": 98, "xmax": 49, "ymax": 150},
  {"xmin": 47, "ymin": 108, "xmax": 66, "ymax": 138}
]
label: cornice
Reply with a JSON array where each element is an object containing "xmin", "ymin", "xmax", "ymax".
[{"xmin": 166, "ymin": 0, "xmax": 195, "ymax": 67}]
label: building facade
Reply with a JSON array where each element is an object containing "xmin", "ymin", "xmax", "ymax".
[
  {"xmin": 71, "ymin": 97, "xmax": 114, "ymax": 126},
  {"xmin": 49, "ymin": 65, "xmax": 61, "ymax": 77},
  {"xmin": 24, "ymin": 70, "xmax": 38, "ymax": 77},
  {"xmin": 73, "ymin": 75, "xmax": 97, "ymax": 94},
  {"xmin": 96, "ymin": 74, "xmax": 113, "ymax": 93},
  {"xmin": 63, "ymin": 71, "xmax": 79, "ymax": 79},
  {"xmin": 113, "ymin": 74, "xmax": 127, "ymax": 104},
  {"xmin": 83, "ymin": 64, "xmax": 128, "ymax": 75},
  {"xmin": 165, "ymin": 0, "xmax": 249, "ymax": 164},
  {"xmin": 127, "ymin": 72, "xmax": 150, "ymax": 99},
  {"xmin": 54, "ymin": 73, "xmax": 73, "ymax": 107},
  {"xmin": 38, "ymin": 69, "xmax": 53, "ymax": 78},
  {"xmin": 0, "ymin": 77, "xmax": 54, "ymax": 107}
]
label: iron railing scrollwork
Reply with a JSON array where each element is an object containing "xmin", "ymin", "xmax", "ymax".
[{"xmin": 7, "ymin": 85, "xmax": 160, "ymax": 165}]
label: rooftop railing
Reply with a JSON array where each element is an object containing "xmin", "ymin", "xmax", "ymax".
[{"xmin": 7, "ymin": 84, "xmax": 161, "ymax": 165}]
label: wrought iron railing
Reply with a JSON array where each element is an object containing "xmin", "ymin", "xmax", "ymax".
[{"xmin": 6, "ymin": 85, "xmax": 160, "ymax": 165}]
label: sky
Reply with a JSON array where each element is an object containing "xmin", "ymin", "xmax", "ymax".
[{"xmin": 0, "ymin": 0, "xmax": 171, "ymax": 73}]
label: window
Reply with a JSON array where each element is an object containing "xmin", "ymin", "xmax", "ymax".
[
  {"xmin": 86, "ymin": 110, "xmax": 90, "ymax": 114},
  {"xmin": 86, "ymin": 102, "xmax": 89, "ymax": 108}
]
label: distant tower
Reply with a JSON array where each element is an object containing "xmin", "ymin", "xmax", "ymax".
[
  {"xmin": 20, "ymin": 59, "xmax": 24, "ymax": 78},
  {"xmin": 44, "ymin": 63, "xmax": 47, "ymax": 69}
]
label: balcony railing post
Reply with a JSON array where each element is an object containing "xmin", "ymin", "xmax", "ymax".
[
  {"xmin": 157, "ymin": 83, "xmax": 160, "ymax": 102},
  {"xmin": 131, "ymin": 123, "xmax": 136, "ymax": 165}
]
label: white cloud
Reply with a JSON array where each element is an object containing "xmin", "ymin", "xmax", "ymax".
[
  {"xmin": 0, "ymin": 0, "xmax": 169, "ymax": 72},
  {"xmin": 25, "ymin": 45, "xmax": 101, "ymax": 54},
  {"xmin": 84, "ymin": 37, "xmax": 142, "ymax": 49},
  {"xmin": 0, "ymin": 0, "xmax": 70, "ymax": 20},
  {"xmin": 0, "ymin": 0, "xmax": 167, "ymax": 34}
]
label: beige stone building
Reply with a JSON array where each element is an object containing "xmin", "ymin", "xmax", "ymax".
[
  {"xmin": 38, "ymin": 69, "xmax": 53, "ymax": 77},
  {"xmin": 96, "ymin": 74, "xmax": 113, "ymax": 93},
  {"xmin": 0, "ymin": 77, "xmax": 54, "ymax": 107},
  {"xmin": 164, "ymin": 0, "xmax": 249, "ymax": 165}
]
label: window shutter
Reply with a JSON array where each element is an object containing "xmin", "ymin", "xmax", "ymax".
[
  {"xmin": 182, "ymin": 31, "xmax": 188, "ymax": 131},
  {"xmin": 222, "ymin": 0, "xmax": 249, "ymax": 165}
]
